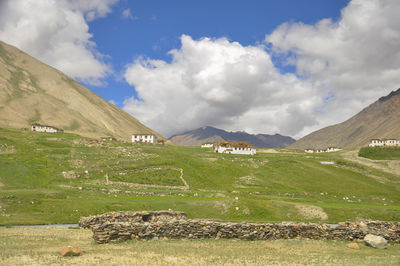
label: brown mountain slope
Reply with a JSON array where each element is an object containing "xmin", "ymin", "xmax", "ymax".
[
  {"xmin": 0, "ymin": 40, "xmax": 161, "ymax": 141},
  {"xmin": 290, "ymin": 88, "xmax": 400, "ymax": 149}
]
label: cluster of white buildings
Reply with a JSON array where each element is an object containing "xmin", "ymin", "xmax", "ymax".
[
  {"xmin": 31, "ymin": 123, "xmax": 63, "ymax": 133},
  {"xmin": 132, "ymin": 134, "xmax": 158, "ymax": 144},
  {"xmin": 202, "ymin": 142, "xmax": 257, "ymax": 155},
  {"xmin": 304, "ymin": 147, "xmax": 342, "ymax": 153},
  {"xmin": 369, "ymin": 139, "xmax": 400, "ymax": 147}
]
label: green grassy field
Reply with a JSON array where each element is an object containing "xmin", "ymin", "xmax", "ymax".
[
  {"xmin": 0, "ymin": 128, "xmax": 399, "ymax": 225},
  {"xmin": 359, "ymin": 146, "xmax": 400, "ymax": 160}
]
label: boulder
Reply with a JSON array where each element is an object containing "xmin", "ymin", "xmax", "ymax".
[
  {"xmin": 58, "ymin": 246, "xmax": 83, "ymax": 256},
  {"xmin": 364, "ymin": 234, "xmax": 388, "ymax": 249}
]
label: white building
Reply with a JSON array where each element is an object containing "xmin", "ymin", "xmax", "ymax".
[
  {"xmin": 132, "ymin": 134, "xmax": 158, "ymax": 144},
  {"xmin": 369, "ymin": 139, "xmax": 400, "ymax": 147},
  {"xmin": 31, "ymin": 123, "xmax": 63, "ymax": 133},
  {"xmin": 201, "ymin": 143, "xmax": 214, "ymax": 148},
  {"xmin": 326, "ymin": 147, "xmax": 342, "ymax": 152},
  {"xmin": 304, "ymin": 147, "xmax": 342, "ymax": 153},
  {"xmin": 214, "ymin": 142, "xmax": 256, "ymax": 155}
]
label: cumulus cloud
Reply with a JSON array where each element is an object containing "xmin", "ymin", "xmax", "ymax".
[
  {"xmin": 124, "ymin": 35, "xmax": 320, "ymax": 137},
  {"xmin": 124, "ymin": 0, "xmax": 400, "ymax": 138},
  {"xmin": 0, "ymin": 0, "xmax": 118, "ymax": 85},
  {"xmin": 266, "ymin": 0, "xmax": 400, "ymax": 127}
]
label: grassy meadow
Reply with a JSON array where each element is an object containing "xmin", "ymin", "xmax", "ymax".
[
  {"xmin": 359, "ymin": 146, "xmax": 400, "ymax": 160},
  {"xmin": 0, "ymin": 127, "xmax": 399, "ymax": 225},
  {"xmin": 1, "ymin": 227, "xmax": 400, "ymax": 265}
]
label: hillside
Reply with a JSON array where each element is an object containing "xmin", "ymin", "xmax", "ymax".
[
  {"xmin": 0, "ymin": 128, "xmax": 399, "ymax": 225},
  {"xmin": 169, "ymin": 126, "xmax": 296, "ymax": 148},
  {"xmin": 0, "ymin": 40, "xmax": 160, "ymax": 141},
  {"xmin": 290, "ymin": 88, "xmax": 400, "ymax": 149}
]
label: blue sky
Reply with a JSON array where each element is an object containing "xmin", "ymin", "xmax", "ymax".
[
  {"xmin": 1, "ymin": 0, "xmax": 399, "ymax": 138},
  {"xmin": 87, "ymin": 0, "xmax": 350, "ymax": 106}
]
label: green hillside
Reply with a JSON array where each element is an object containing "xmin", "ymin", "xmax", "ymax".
[
  {"xmin": 0, "ymin": 128, "xmax": 399, "ymax": 225},
  {"xmin": 359, "ymin": 146, "xmax": 400, "ymax": 160}
]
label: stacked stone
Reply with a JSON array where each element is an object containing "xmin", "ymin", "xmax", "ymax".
[
  {"xmin": 90, "ymin": 218, "xmax": 400, "ymax": 244},
  {"xmin": 79, "ymin": 210, "xmax": 187, "ymax": 229}
]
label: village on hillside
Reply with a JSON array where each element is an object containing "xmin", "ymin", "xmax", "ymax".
[{"xmin": 30, "ymin": 123, "xmax": 400, "ymax": 155}]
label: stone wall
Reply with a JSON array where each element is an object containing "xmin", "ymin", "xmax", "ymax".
[
  {"xmin": 79, "ymin": 210, "xmax": 187, "ymax": 229},
  {"xmin": 90, "ymin": 217, "xmax": 400, "ymax": 244}
]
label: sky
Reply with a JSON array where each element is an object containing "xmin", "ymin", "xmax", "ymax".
[{"xmin": 0, "ymin": 0, "xmax": 399, "ymax": 138}]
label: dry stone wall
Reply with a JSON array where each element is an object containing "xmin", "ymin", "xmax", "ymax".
[
  {"xmin": 79, "ymin": 210, "xmax": 187, "ymax": 229},
  {"xmin": 86, "ymin": 211, "xmax": 400, "ymax": 244}
]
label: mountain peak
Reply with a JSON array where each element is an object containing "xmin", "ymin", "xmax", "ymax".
[
  {"xmin": 378, "ymin": 88, "xmax": 400, "ymax": 102},
  {"xmin": 291, "ymin": 88, "xmax": 400, "ymax": 149},
  {"xmin": 169, "ymin": 126, "xmax": 295, "ymax": 148}
]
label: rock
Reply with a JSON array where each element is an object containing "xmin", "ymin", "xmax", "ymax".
[
  {"xmin": 364, "ymin": 234, "xmax": 388, "ymax": 249},
  {"xmin": 346, "ymin": 242, "xmax": 359, "ymax": 249},
  {"xmin": 58, "ymin": 246, "xmax": 83, "ymax": 256}
]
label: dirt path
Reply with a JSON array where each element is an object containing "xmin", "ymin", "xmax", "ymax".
[
  {"xmin": 106, "ymin": 166, "xmax": 189, "ymax": 190},
  {"xmin": 341, "ymin": 150, "xmax": 400, "ymax": 177}
]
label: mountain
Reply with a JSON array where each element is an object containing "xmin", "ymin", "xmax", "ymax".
[
  {"xmin": 169, "ymin": 126, "xmax": 296, "ymax": 148},
  {"xmin": 290, "ymin": 88, "xmax": 400, "ymax": 149},
  {"xmin": 0, "ymin": 40, "xmax": 160, "ymax": 141}
]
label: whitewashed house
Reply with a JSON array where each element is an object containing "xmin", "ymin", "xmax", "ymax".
[
  {"xmin": 369, "ymin": 139, "xmax": 400, "ymax": 147},
  {"xmin": 326, "ymin": 147, "xmax": 342, "ymax": 152},
  {"xmin": 201, "ymin": 143, "xmax": 214, "ymax": 148},
  {"xmin": 385, "ymin": 139, "xmax": 400, "ymax": 146},
  {"xmin": 369, "ymin": 139, "xmax": 384, "ymax": 147},
  {"xmin": 132, "ymin": 134, "xmax": 158, "ymax": 144},
  {"xmin": 304, "ymin": 147, "xmax": 342, "ymax": 153},
  {"xmin": 214, "ymin": 142, "xmax": 256, "ymax": 155},
  {"xmin": 31, "ymin": 123, "xmax": 63, "ymax": 133}
]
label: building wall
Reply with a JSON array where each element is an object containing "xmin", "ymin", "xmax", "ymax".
[
  {"xmin": 201, "ymin": 143, "xmax": 214, "ymax": 148},
  {"xmin": 369, "ymin": 139, "xmax": 400, "ymax": 147},
  {"xmin": 31, "ymin": 125, "xmax": 61, "ymax": 133},
  {"xmin": 132, "ymin": 134, "xmax": 157, "ymax": 144},
  {"xmin": 215, "ymin": 146, "xmax": 256, "ymax": 155}
]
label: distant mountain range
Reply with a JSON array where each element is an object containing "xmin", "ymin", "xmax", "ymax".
[
  {"xmin": 0, "ymin": 40, "xmax": 161, "ymax": 141},
  {"xmin": 169, "ymin": 126, "xmax": 296, "ymax": 148},
  {"xmin": 290, "ymin": 88, "xmax": 400, "ymax": 149}
]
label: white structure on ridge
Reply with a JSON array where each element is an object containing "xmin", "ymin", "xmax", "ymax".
[
  {"xmin": 31, "ymin": 123, "xmax": 63, "ymax": 133},
  {"xmin": 132, "ymin": 134, "xmax": 158, "ymax": 144},
  {"xmin": 214, "ymin": 142, "xmax": 256, "ymax": 155},
  {"xmin": 369, "ymin": 139, "xmax": 400, "ymax": 147},
  {"xmin": 304, "ymin": 147, "xmax": 342, "ymax": 153}
]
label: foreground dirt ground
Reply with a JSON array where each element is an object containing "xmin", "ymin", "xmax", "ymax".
[{"xmin": 1, "ymin": 228, "xmax": 399, "ymax": 265}]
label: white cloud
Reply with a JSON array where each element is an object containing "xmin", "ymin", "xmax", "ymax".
[
  {"xmin": 266, "ymin": 0, "xmax": 400, "ymax": 128},
  {"xmin": 124, "ymin": 0, "xmax": 400, "ymax": 138},
  {"xmin": 124, "ymin": 35, "xmax": 319, "ymax": 138},
  {"xmin": 0, "ymin": 0, "xmax": 118, "ymax": 85}
]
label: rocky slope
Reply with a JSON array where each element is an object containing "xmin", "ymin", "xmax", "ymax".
[
  {"xmin": 290, "ymin": 88, "xmax": 400, "ymax": 149},
  {"xmin": 0, "ymin": 40, "xmax": 160, "ymax": 141},
  {"xmin": 169, "ymin": 126, "xmax": 296, "ymax": 148}
]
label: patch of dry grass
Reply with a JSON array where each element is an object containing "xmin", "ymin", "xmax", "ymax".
[
  {"xmin": 1, "ymin": 228, "xmax": 399, "ymax": 265},
  {"xmin": 295, "ymin": 204, "xmax": 329, "ymax": 220}
]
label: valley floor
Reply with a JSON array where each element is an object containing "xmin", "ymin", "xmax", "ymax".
[{"xmin": 1, "ymin": 227, "xmax": 399, "ymax": 266}]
